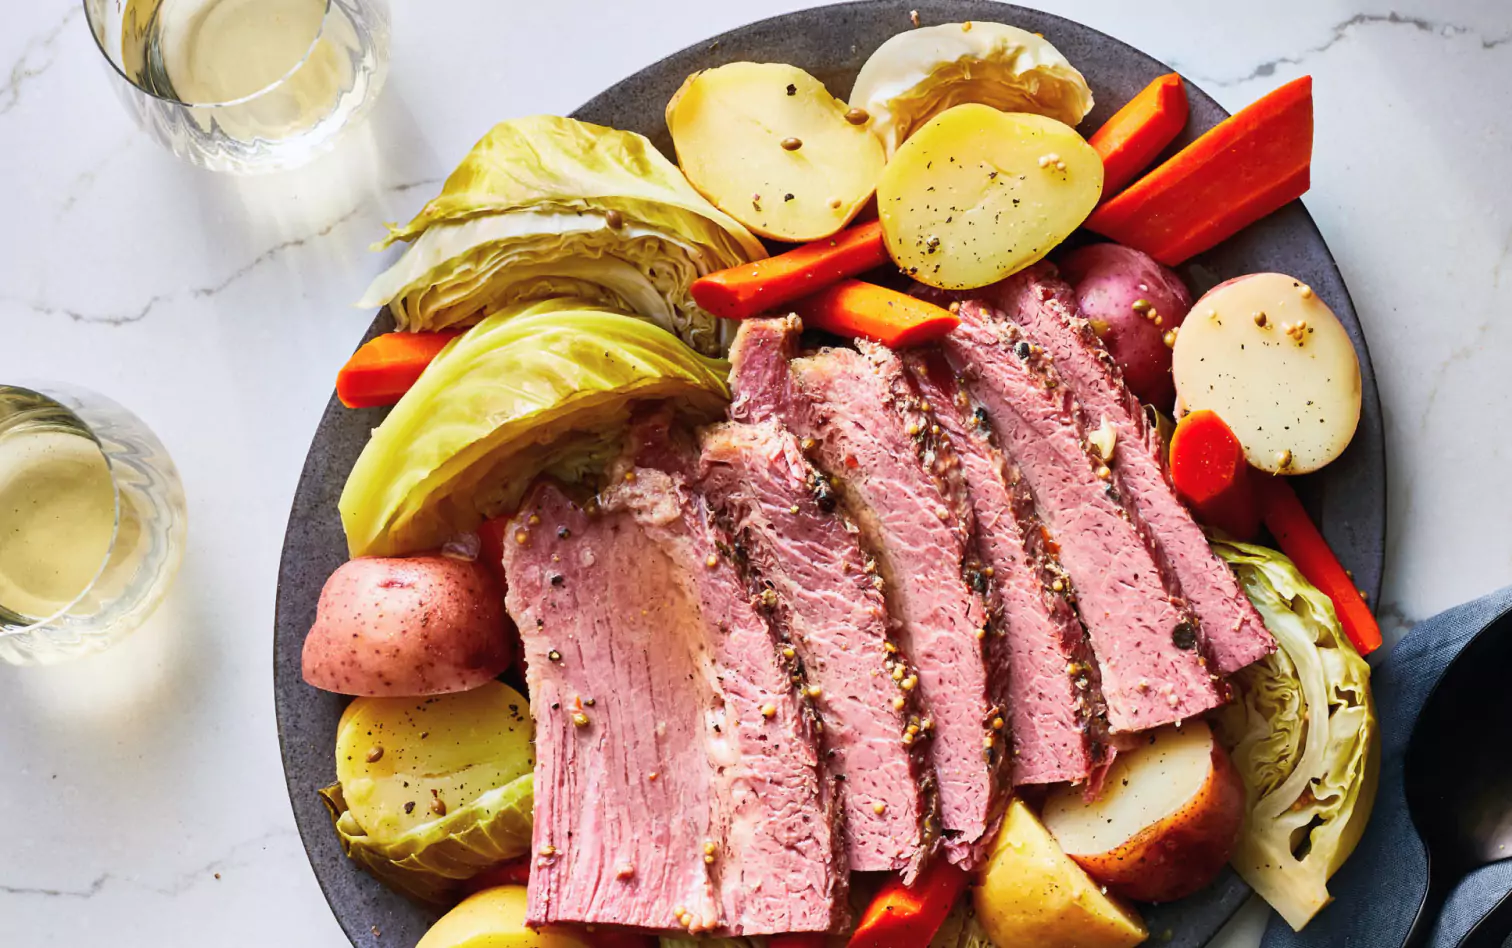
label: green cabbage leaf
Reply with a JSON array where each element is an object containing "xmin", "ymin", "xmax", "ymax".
[
  {"xmin": 358, "ymin": 115, "xmax": 765, "ymax": 354},
  {"xmin": 849, "ymin": 22, "xmax": 1094, "ymax": 156},
  {"xmin": 318, "ymin": 773, "xmax": 533, "ymax": 908},
  {"xmin": 1212, "ymin": 539, "xmax": 1379, "ymax": 931},
  {"xmin": 339, "ymin": 298, "xmax": 731, "ymax": 557}
]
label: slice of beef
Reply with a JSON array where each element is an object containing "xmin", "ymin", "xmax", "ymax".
[
  {"xmin": 729, "ymin": 318, "xmax": 1003, "ymax": 867},
  {"xmin": 987, "ymin": 266, "xmax": 1273, "ymax": 674},
  {"xmin": 699, "ymin": 420, "xmax": 931, "ymax": 877},
  {"xmin": 505, "ymin": 474, "xmax": 843, "ymax": 936},
  {"xmin": 905, "ymin": 353, "xmax": 1101, "ymax": 786},
  {"xmin": 939, "ymin": 303, "xmax": 1225, "ymax": 732}
]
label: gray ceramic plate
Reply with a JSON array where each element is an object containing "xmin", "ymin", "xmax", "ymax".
[{"xmin": 275, "ymin": 3, "xmax": 1387, "ymax": 945}]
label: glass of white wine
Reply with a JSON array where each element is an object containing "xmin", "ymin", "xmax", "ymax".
[
  {"xmin": 83, "ymin": 0, "xmax": 391, "ymax": 174},
  {"xmin": 0, "ymin": 385, "xmax": 187, "ymax": 665}
]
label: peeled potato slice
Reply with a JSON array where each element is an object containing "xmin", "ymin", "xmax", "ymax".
[
  {"xmin": 877, "ymin": 104, "xmax": 1103, "ymax": 289},
  {"xmin": 1173, "ymin": 273, "xmax": 1361, "ymax": 474},
  {"xmin": 667, "ymin": 62, "xmax": 886, "ymax": 242},
  {"xmin": 975, "ymin": 798, "xmax": 1148, "ymax": 948}
]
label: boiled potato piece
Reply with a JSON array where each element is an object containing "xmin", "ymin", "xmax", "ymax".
[
  {"xmin": 336, "ymin": 681, "xmax": 533, "ymax": 843},
  {"xmin": 416, "ymin": 886, "xmax": 594, "ymax": 948},
  {"xmin": 667, "ymin": 62, "xmax": 886, "ymax": 241},
  {"xmin": 975, "ymin": 798, "xmax": 1148, "ymax": 948},
  {"xmin": 1042, "ymin": 720, "xmax": 1245, "ymax": 903},
  {"xmin": 878, "ymin": 104, "xmax": 1102, "ymax": 290},
  {"xmin": 1173, "ymin": 273, "xmax": 1361, "ymax": 474}
]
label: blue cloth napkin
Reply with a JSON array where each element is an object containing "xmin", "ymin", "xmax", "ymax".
[{"xmin": 1262, "ymin": 585, "xmax": 1512, "ymax": 948}]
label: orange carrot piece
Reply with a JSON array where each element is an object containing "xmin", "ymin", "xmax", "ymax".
[
  {"xmin": 848, "ymin": 860, "xmax": 969, "ymax": 948},
  {"xmin": 692, "ymin": 221, "xmax": 890, "ymax": 320},
  {"xmin": 459, "ymin": 858, "xmax": 531, "ymax": 895},
  {"xmin": 336, "ymin": 330, "xmax": 462, "ymax": 409},
  {"xmin": 791, "ymin": 279, "xmax": 959, "ymax": 348},
  {"xmin": 1169, "ymin": 410, "xmax": 1260, "ymax": 539},
  {"xmin": 1259, "ymin": 477, "xmax": 1383, "ymax": 656},
  {"xmin": 1090, "ymin": 73, "xmax": 1189, "ymax": 196},
  {"xmin": 1085, "ymin": 76, "xmax": 1313, "ymax": 265}
]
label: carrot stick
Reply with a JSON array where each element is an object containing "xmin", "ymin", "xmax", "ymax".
[
  {"xmin": 792, "ymin": 279, "xmax": 959, "ymax": 348},
  {"xmin": 1259, "ymin": 477, "xmax": 1383, "ymax": 656},
  {"xmin": 1090, "ymin": 73, "xmax": 1189, "ymax": 196},
  {"xmin": 1169, "ymin": 410, "xmax": 1260, "ymax": 539},
  {"xmin": 1085, "ymin": 76, "xmax": 1313, "ymax": 265},
  {"xmin": 336, "ymin": 330, "xmax": 463, "ymax": 409},
  {"xmin": 692, "ymin": 221, "xmax": 890, "ymax": 320},
  {"xmin": 848, "ymin": 860, "xmax": 969, "ymax": 948}
]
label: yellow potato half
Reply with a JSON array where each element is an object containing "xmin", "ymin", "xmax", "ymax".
[
  {"xmin": 975, "ymin": 798, "xmax": 1149, "ymax": 948},
  {"xmin": 1173, "ymin": 273, "xmax": 1362, "ymax": 474},
  {"xmin": 878, "ymin": 104, "xmax": 1102, "ymax": 289},
  {"xmin": 336, "ymin": 681, "xmax": 533, "ymax": 843},
  {"xmin": 417, "ymin": 886, "xmax": 595, "ymax": 948},
  {"xmin": 667, "ymin": 62, "xmax": 886, "ymax": 241}
]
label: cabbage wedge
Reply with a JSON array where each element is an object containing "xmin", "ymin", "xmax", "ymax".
[
  {"xmin": 340, "ymin": 298, "xmax": 731, "ymax": 557},
  {"xmin": 850, "ymin": 22, "xmax": 1094, "ymax": 156},
  {"xmin": 358, "ymin": 115, "xmax": 766, "ymax": 354},
  {"xmin": 1213, "ymin": 540, "xmax": 1379, "ymax": 931},
  {"xmin": 319, "ymin": 774, "xmax": 534, "ymax": 907}
]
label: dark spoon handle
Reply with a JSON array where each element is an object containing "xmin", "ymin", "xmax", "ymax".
[
  {"xmin": 1404, "ymin": 862, "xmax": 1459, "ymax": 948},
  {"xmin": 1456, "ymin": 888, "xmax": 1512, "ymax": 948}
]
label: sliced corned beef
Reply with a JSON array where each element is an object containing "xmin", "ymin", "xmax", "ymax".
[
  {"xmin": 505, "ymin": 473, "xmax": 843, "ymax": 936},
  {"xmin": 985, "ymin": 266, "xmax": 1274, "ymax": 674},
  {"xmin": 939, "ymin": 303, "xmax": 1224, "ymax": 733},
  {"xmin": 729, "ymin": 318, "xmax": 1002, "ymax": 867},
  {"xmin": 905, "ymin": 354, "xmax": 1100, "ymax": 786},
  {"xmin": 699, "ymin": 420, "xmax": 931, "ymax": 878}
]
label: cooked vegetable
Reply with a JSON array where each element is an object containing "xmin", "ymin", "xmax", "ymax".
[
  {"xmin": 416, "ymin": 886, "xmax": 607, "ymax": 947},
  {"xmin": 1172, "ymin": 273, "xmax": 1361, "ymax": 474},
  {"xmin": 1211, "ymin": 539, "xmax": 1378, "ymax": 931},
  {"xmin": 849, "ymin": 859, "xmax": 969, "ymax": 947},
  {"xmin": 1088, "ymin": 73, "xmax": 1188, "ymax": 196},
  {"xmin": 339, "ymin": 299, "xmax": 731, "ymax": 557},
  {"xmin": 1257, "ymin": 479, "xmax": 1383, "ymax": 656},
  {"xmin": 357, "ymin": 115, "xmax": 766, "ymax": 355},
  {"xmin": 793, "ymin": 279, "xmax": 959, "ymax": 348},
  {"xmin": 337, "ymin": 331, "xmax": 463, "ymax": 409},
  {"xmin": 666, "ymin": 62, "xmax": 887, "ymax": 242},
  {"xmin": 1168, "ymin": 410, "xmax": 1260, "ymax": 539},
  {"xmin": 302, "ymin": 555, "xmax": 513, "ymax": 696},
  {"xmin": 974, "ymin": 799, "xmax": 1147, "ymax": 948},
  {"xmin": 460, "ymin": 858, "xmax": 531, "ymax": 895},
  {"xmin": 321, "ymin": 682, "xmax": 536, "ymax": 905},
  {"xmin": 1058, "ymin": 242, "xmax": 1191, "ymax": 407},
  {"xmin": 877, "ymin": 104, "xmax": 1103, "ymax": 290},
  {"xmin": 1085, "ymin": 76, "xmax": 1313, "ymax": 265},
  {"xmin": 928, "ymin": 902, "xmax": 999, "ymax": 948},
  {"xmin": 691, "ymin": 221, "xmax": 890, "ymax": 320},
  {"xmin": 1042, "ymin": 720, "xmax": 1245, "ymax": 903},
  {"xmin": 850, "ymin": 21, "xmax": 1094, "ymax": 156}
]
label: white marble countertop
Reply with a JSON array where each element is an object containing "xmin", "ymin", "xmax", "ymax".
[{"xmin": 2, "ymin": 1, "xmax": 1509, "ymax": 945}]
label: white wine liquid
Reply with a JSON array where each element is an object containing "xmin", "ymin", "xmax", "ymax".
[
  {"xmin": 159, "ymin": 0, "xmax": 328, "ymax": 104},
  {"xmin": 0, "ymin": 428, "xmax": 117, "ymax": 621}
]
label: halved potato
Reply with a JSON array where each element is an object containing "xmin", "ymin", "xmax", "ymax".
[
  {"xmin": 1042, "ymin": 720, "xmax": 1245, "ymax": 903},
  {"xmin": 1173, "ymin": 273, "xmax": 1361, "ymax": 474},
  {"xmin": 417, "ymin": 886, "xmax": 597, "ymax": 948},
  {"xmin": 667, "ymin": 62, "xmax": 886, "ymax": 241},
  {"xmin": 336, "ymin": 681, "xmax": 534, "ymax": 843},
  {"xmin": 877, "ymin": 104, "xmax": 1102, "ymax": 289},
  {"xmin": 974, "ymin": 798, "xmax": 1148, "ymax": 948}
]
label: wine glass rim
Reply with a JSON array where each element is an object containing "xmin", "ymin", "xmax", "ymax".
[
  {"xmin": 81, "ymin": 0, "xmax": 338, "ymax": 110},
  {"xmin": 0, "ymin": 383, "xmax": 126, "ymax": 638}
]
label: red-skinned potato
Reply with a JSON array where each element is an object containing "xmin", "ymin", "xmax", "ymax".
[
  {"xmin": 302, "ymin": 555, "xmax": 513, "ymax": 696},
  {"xmin": 1041, "ymin": 719, "xmax": 1244, "ymax": 903},
  {"xmin": 1059, "ymin": 242, "xmax": 1192, "ymax": 409}
]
